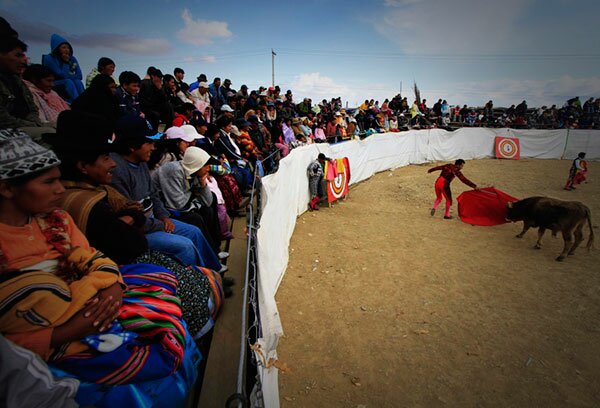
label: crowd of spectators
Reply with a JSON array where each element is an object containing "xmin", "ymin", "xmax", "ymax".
[{"xmin": 1, "ymin": 15, "xmax": 600, "ymax": 406}]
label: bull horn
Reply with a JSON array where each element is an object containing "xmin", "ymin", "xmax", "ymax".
[{"xmin": 507, "ymin": 202, "xmax": 514, "ymax": 209}]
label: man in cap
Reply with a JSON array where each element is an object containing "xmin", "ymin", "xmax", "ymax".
[
  {"xmin": 236, "ymin": 84, "xmax": 249, "ymax": 99},
  {"xmin": 190, "ymin": 80, "xmax": 211, "ymax": 105},
  {"xmin": 110, "ymin": 114, "xmax": 226, "ymax": 272},
  {"xmin": 188, "ymin": 73, "xmax": 207, "ymax": 92}
]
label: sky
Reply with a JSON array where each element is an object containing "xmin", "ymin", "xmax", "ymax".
[{"xmin": 3, "ymin": 0, "xmax": 600, "ymax": 107}]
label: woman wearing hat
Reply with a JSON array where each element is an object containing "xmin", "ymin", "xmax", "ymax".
[
  {"xmin": 0, "ymin": 129, "xmax": 201, "ymax": 406},
  {"xmin": 152, "ymin": 146, "xmax": 224, "ymax": 259},
  {"xmin": 50, "ymin": 111, "xmax": 225, "ymax": 334}
]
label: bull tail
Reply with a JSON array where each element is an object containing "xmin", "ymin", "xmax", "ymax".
[{"xmin": 586, "ymin": 208, "xmax": 594, "ymax": 251}]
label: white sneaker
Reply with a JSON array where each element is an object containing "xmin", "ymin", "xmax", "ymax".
[
  {"xmin": 219, "ymin": 264, "xmax": 229, "ymax": 274},
  {"xmin": 218, "ymin": 251, "xmax": 230, "ymax": 260}
]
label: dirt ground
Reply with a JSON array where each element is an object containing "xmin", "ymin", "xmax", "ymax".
[{"xmin": 276, "ymin": 159, "xmax": 600, "ymax": 408}]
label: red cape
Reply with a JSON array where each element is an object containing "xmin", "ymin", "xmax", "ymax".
[{"xmin": 457, "ymin": 187, "xmax": 519, "ymax": 226}]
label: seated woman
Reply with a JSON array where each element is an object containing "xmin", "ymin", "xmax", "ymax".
[
  {"xmin": 22, "ymin": 64, "xmax": 70, "ymax": 127},
  {"xmin": 152, "ymin": 146, "xmax": 223, "ymax": 257},
  {"xmin": 0, "ymin": 129, "xmax": 200, "ymax": 407},
  {"xmin": 71, "ymin": 74, "xmax": 120, "ymax": 129},
  {"xmin": 50, "ymin": 110, "xmax": 226, "ymax": 329},
  {"xmin": 200, "ymin": 124, "xmax": 243, "ymax": 215}
]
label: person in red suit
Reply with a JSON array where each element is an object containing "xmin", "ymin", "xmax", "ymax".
[{"xmin": 428, "ymin": 159, "xmax": 478, "ymax": 219}]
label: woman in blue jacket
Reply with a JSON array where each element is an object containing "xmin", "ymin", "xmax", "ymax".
[{"xmin": 42, "ymin": 34, "xmax": 84, "ymax": 104}]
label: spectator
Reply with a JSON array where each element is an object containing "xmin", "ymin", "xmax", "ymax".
[
  {"xmin": 173, "ymin": 67, "xmax": 187, "ymax": 91},
  {"xmin": 116, "ymin": 70, "xmax": 143, "ymax": 117},
  {"xmin": 139, "ymin": 67, "xmax": 173, "ymax": 130},
  {"xmin": 191, "ymin": 81, "xmax": 211, "ymax": 106},
  {"xmin": 162, "ymin": 74, "xmax": 183, "ymax": 109},
  {"xmin": 71, "ymin": 74, "xmax": 119, "ymax": 128},
  {"xmin": 85, "ymin": 57, "xmax": 115, "ymax": 88},
  {"xmin": 110, "ymin": 114, "xmax": 224, "ymax": 272},
  {"xmin": 42, "ymin": 34, "xmax": 84, "ymax": 104},
  {"xmin": 0, "ymin": 129, "xmax": 200, "ymax": 405},
  {"xmin": 22, "ymin": 64, "xmax": 69, "ymax": 127},
  {"xmin": 188, "ymin": 73, "xmax": 207, "ymax": 93},
  {"xmin": 152, "ymin": 146, "xmax": 224, "ymax": 255},
  {"xmin": 208, "ymin": 77, "xmax": 226, "ymax": 112},
  {"xmin": 173, "ymin": 102, "xmax": 195, "ymax": 127},
  {"xmin": 0, "ymin": 34, "xmax": 52, "ymax": 140},
  {"xmin": 236, "ymin": 84, "xmax": 249, "ymax": 99},
  {"xmin": 200, "ymin": 123, "xmax": 243, "ymax": 215}
]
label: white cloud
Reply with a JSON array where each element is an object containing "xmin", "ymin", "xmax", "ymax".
[
  {"xmin": 375, "ymin": 0, "xmax": 534, "ymax": 54},
  {"xmin": 176, "ymin": 8, "xmax": 232, "ymax": 46},
  {"xmin": 287, "ymin": 72, "xmax": 392, "ymax": 107},
  {"xmin": 183, "ymin": 55, "xmax": 217, "ymax": 64}
]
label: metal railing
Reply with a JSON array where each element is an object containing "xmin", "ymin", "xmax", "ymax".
[{"xmin": 226, "ymin": 162, "xmax": 264, "ymax": 408}]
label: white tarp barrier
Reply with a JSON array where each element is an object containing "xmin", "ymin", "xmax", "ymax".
[{"xmin": 254, "ymin": 128, "xmax": 600, "ymax": 407}]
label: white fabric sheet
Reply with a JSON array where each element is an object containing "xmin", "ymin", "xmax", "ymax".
[{"xmin": 255, "ymin": 128, "xmax": 600, "ymax": 407}]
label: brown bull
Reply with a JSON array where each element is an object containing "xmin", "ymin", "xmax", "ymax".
[{"xmin": 506, "ymin": 196, "xmax": 594, "ymax": 261}]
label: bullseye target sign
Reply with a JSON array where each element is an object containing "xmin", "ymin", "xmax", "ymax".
[
  {"xmin": 495, "ymin": 137, "xmax": 520, "ymax": 160},
  {"xmin": 327, "ymin": 157, "xmax": 350, "ymax": 204}
]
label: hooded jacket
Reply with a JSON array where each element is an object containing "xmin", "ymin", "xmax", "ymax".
[{"xmin": 42, "ymin": 34, "xmax": 83, "ymax": 82}]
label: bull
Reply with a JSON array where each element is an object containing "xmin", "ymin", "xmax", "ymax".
[{"xmin": 506, "ymin": 197, "xmax": 594, "ymax": 261}]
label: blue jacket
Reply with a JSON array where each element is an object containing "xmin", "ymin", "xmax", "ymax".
[{"xmin": 42, "ymin": 34, "xmax": 83, "ymax": 82}]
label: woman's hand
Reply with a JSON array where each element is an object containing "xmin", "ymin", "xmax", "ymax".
[
  {"xmin": 50, "ymin": 287, "xmax": 121, "ymax": 348},
  {"xmin": 83, "ymin": 282, "xmax": 123, "ymax": 331}
]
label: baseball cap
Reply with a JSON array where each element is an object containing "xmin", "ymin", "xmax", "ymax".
[
  {"xmin": 221, "ymin": 104, "xmax": 234, "ymax": 113},
  {"xmin": 115, "ymin": 114, "xmax": 162, "ymax": 142},
  {"xmin": 165, "ymin": 126, "xmax": 195, "ymax": 143}
]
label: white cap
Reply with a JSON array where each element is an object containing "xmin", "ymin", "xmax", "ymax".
[
  {"xmin": 198, "ymin": 81, "xmax": 208, "ymax": 88},
  {"xmin": 181, "ymin": 124, "xmax": 204, "ymax": 140},
  {"xmin": 221, "ymin": 104, "xmax": 234, "ymax": 112},
  {"xmin": 182, "ymin": 146, "xmax": 211, "ymax": 177},
  {"xmin": 165, "ymin": 126, "xmax": 195, "ymax": 143}
]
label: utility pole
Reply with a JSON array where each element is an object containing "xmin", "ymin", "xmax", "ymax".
[{"xmin": 271, "ymin": 49, "xmax": 276, "ymax": 87}]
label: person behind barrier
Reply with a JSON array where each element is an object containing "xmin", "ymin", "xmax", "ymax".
[{"xmin": 307, "ymin": 153, "xmax": 330, "ymax": 211}]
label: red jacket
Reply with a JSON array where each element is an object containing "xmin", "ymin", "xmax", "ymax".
[{"xmin": 428, "ymin": 164, "xmax": 476, "ymax": 188}]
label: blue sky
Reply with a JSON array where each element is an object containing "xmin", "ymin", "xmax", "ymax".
[{"xmin": 3, "ymin": 0, "xmax": 599, "ymax": 107}]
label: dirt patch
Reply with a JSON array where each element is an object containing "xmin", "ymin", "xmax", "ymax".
[{"xmin": 277, "ymin": 159, "xmax": 600, "ymax": 407}]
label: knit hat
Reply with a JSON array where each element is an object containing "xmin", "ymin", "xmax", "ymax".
[
  {"xmin": 181, "ymin": 146, "xmax": 213, "ymax": 177},
  {"xmin": 0, "ymin": 129, "xmax": 60, "ymax": 181}
]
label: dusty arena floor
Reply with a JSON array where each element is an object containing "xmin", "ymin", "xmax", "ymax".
[{"xmin": 277, "ymin": 159, "xmax": 600, "ymax": 407}]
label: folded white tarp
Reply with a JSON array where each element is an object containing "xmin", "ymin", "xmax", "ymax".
[{"xmin": 254, "ymin": 127, "xmax": 600, "ymax": 408}]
